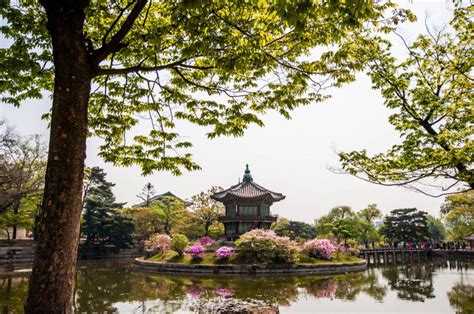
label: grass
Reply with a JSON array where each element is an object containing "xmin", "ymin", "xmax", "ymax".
[
  {"xmin": 147, "ymin": 250, "xmax": 238, "ymax": 265},
  {"xmin": 145, "ymin": 250, "xmax": 363, "ymax": 265},
  {"xmin": 297, "ymin": 253, "xmax": 361, "ymax": 264}
]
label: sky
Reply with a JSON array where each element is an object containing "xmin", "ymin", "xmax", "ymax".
[{"xmin": 0, "ymin": 1, "xmax": 457, "ymax": 223}]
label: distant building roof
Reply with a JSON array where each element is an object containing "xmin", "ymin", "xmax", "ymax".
[
  {"xmin": 211, "ymin": 165, "xmax": 285, "ymax": 203},
  {"xmin": 135, "ymin": 191, "xmax": 192, "ymax": 207}
]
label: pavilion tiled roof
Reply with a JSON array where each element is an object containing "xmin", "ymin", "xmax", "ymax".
[
  {"xmin": 135, "ymin": 191, "xmax": 192, "ymax": 207},
  {"xmin": 211, "ymin": 165, "xmax": 285, "ymax": 203}
]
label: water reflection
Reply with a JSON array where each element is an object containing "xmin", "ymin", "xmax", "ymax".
[
  {"xmin": 448, "ymin": 281, "xmax": 474, "ymax": 314},
  {"xmin": 0, "ymin": 259, "xmax": 473, "ymax": 313}
]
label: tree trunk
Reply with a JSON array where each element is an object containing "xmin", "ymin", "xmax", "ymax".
[
  {"xmin": 11, "ymin": 199, "xmax": 20, "ymax": 240},
  {"xmin": 25, "ymin": 2, "xmax": 90, "ymax": 313}
]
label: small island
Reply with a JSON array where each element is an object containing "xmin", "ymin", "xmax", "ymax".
[
  {"xmin": 136, "ymin": 166, "xmax": 365, "ymax": 275},
  {"xmin": 135, "ymin": 232, "xmax": 366, "ymax": 275}
]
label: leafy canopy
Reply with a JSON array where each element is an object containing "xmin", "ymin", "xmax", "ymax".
[
  {"xmin": 0, "ymin": 0, "xmax": 411, "ymax": 175},
  {"xmin": 441, "ymin": 191, "xmax": 474, "ymax": 240},
  {"xmin": 357, "ymin": 204, "xmax": 382, "ymax": 246},
  {"xmin": 316, "ymin": 206, "xmax": 361, "ymax": 244},
  {"xmin": 426, "ymin": 215, "xmax": 447, "ymax": 242},
  {"xmin": 274, "ymin": 220, "xmax": 317, "ymax": 240},
  {"xmin": 189, "ymin": 186, "xmax": 224, "ymax": 236},
  {"xmin": 338, "ymin": 5, "xmax": 473, "ymax": 196},
  {"xmin": 381, "ymin": 208, "xmax": 429, "ymax": 243}
]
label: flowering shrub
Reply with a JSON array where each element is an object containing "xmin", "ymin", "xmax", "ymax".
[
  {"xmin": 185, "ymin": 286, "xmax": 205, "ymax": 298},
  {"xmin": 171, "ymin": 234, "xmax": 189, "ymax": 256},
  {"xmin": 215, "ymin": 287, "xmax": 235, "ymax": 297},
  {"xmin": 302, "ymin": 239, "xmax": 337, "ymax": 260},
  {"xmin": 146, "ymin": 234, "xmax": 171, "ymax": 255},
  {"xmin": 346, "ymin": 246, "xmax": 360, "ymax": 256},
  {"xmin": 185, "ymin": 245, "xmax": 206, "ymax": 259},
  {"xmin": 333, "ymin": 242, "xmax": 359, "ymax": 257},
  {"xmin": 198, "ymin": 236, "xmax": 214, "ymax": 246},
  {"xmin": 235, "ymin": 229, "xmax": 299, "ymax": 264},
  {"xmin": 215, "ymin": 246, "xmax": 235, "ymax": 260}
]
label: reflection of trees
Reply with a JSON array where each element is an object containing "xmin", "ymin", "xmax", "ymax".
[
  {"xmin": 0, "ymin": 276, "xmax": 29, "ymax": 313},
  {"xmin": 75, "ymin": 263, "xmax": 174, "ymax": 313},
  {"xmin": 382, "ymin": 264, "xmax": 435, "ymax": 302},
  {"xmin": 361, "ymin": 270, "xmax": 387, "ymax": 302},
  {"xmin": 448, "ymin": 282, "xmax": 474, "ymax": 314},
  {"xmin": 2, "ymin": 259, "xmax": 472, "ymax": 312},
  {"xmin": 303, "ymin": 271, "xmax": 387, "ymax": 302},
  {"xmin": 304, "ymin": 279, "xmax": 338, "ymax": 299}
]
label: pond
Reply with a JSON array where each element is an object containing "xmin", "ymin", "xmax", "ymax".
[{"xmin": 1, "ymin": 258, "xmax": 473, "ymax": 313}]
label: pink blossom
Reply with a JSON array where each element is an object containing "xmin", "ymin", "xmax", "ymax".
[
  {"xmin": 185, "ymin": 245, "xmax": 206, "ymax": 259},
  {"xmin": 303, "ymin": 239, "xmax": 337, "ymax": 260},
  {"xmin": 215, "ymin": 287, "xmax": 235, "ymax": 297},
  {"xmin": 215, "ymin": 246, "xmax": 235, "ymax": 259},
  {"xmin": 198, "ymin": 236, "xmax": 214, "ymax": 246}
]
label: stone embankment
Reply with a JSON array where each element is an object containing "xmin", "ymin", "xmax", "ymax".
[
  {"xmin": 0, "ymin": 240, "xmax": 143, "ymax": 265},
  {"xmin": 135, "ymin": 258, "xmax": 367, "ymax": 275}
]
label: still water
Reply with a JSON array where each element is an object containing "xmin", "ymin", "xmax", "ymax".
[{"xmin": 1, "ymin": 259, "xmax": 473, "ymax": 313}]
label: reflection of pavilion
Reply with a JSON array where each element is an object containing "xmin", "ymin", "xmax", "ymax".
[{"xmin": 212, "ymin": 165, "xmax": 285, "ymax": 241}]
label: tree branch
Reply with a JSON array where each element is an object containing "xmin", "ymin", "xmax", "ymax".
[
  {"xmin": 92, "ymin": 0, "xmax": 148, "ymax": 64},
  {"xmin": 93, "ymin": 58, "xmax": 188, "ymax": 76}
]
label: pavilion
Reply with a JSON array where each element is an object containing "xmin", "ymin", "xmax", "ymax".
[{"xmin": 212, "ymin": 165, "xmax": 285, "ymax": 241}]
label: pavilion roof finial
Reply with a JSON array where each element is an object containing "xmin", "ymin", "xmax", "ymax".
[{"xmin": 243, "ymin": 164, "xmax": 253, "ymax": 182}]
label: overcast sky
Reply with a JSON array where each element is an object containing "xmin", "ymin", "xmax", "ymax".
[{"xmin": 1, "ymin": 1, "xmax": 456, "ymax": 223}]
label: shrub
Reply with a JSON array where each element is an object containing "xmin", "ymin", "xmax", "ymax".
[
  {"xmin": 235, "ymin": 229, "xmax": 299, "ymax": 264},
  {"xmin": 215, "ymin": 246, "xmax": 235, "ymax": 260},
  {"xmin": 146, "ymin": 234, "xmax": 171, "ymax": 255},
  {"xmin": 302, "ymin": 239, "xmax": 337, "ymax": 260},
  {"xmin": 198, "ymin": 236, "xmax": 214, "ymax": 246},
  {"xmin": 185, "ymin": 245, "xmax": 205, "ymax": 259},
  {"xmin": 171, "ymin": 234, "xmax": 189, "ymax": 256},
  {"xmin": 347, "ymin": 246, "xmax": 360, "ymax": 256}
]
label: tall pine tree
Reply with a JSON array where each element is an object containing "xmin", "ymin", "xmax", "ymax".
[
  {"xmin": 81, "ymin": 167, "xmax": 134, "ymax": 249},
  {"xmin": 381, "ymin": 208, "xmax": 429, "ymax": 243}
]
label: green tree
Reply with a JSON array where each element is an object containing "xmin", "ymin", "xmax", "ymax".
[
  {"xmin": 120, "ymin": 206, "xmax": 162, "ymax": 241},
  {"xmin": 427, "ymin": 215, "xmax": 447, "ymax": 242},
  {"xmin": 357, "ymin": 204, "xmax": 382, "ymax": 248},
  {"xmin": 441, "ymin": 191, "xmax": 474, "ymax": 240},
  {"xmin": 274, "ymin": 220, "xmax": 316, "ymax": 240},
  {"xmin": 0, "ymin": 0, "xmax": 411, "ymax": 310},
  {"xmin": 316, "ymin": 206, "xmax": 361, "ymax": 245},
  {"xmin": 272, "ymin": 217, "xmax": 290, "ymax": 231},
  {"xmin": 81, "ymin": 167, "xmax": 134, "ymax": 249},
  {"xmin": 381, "ymin": 208, "xmax": 429, "ymax": 243},
  {"xmin": 338, "ymin": 5, "xmax": 473, "ymax": 196},
  {"xmin": 0, "ymin": 121, "xmax": 46, "ymax": 239},
  {"xmin": 170, "ymin": 234, "xmax": 189, "ymax": 256},
  {"xmin": 189, "ymin": 186, "xmax": 224, "ymax": 236},
  {"xmin": 150, "ymin": 196, "xmax": 187, "ymax": 236}
]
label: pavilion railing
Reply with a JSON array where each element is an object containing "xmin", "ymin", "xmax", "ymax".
[{"xmin": 218, "ymin": 215, "xmax": 278, "ymax": 222}]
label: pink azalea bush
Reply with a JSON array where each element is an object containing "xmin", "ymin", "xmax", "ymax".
[
  {"xmin": 302, "ymin": 239, "xmax": 337, "ymax": 260},
  {"xmin": 236, "ymin": 229, "xmax": 299, "ymax": 264},
  {"xmin": 185, "ymin": 245, "xmax": 206, "ymax": 259},
  {"xmin": 215, "ymin": 246, "xmax": 235, "ymax": 260},
  {"xmin": 146, "ymin": 233, "xmax": 171, "ymax": 255},
  {"xmin": 198, "ymin": 236, "xmax": 214, "ymax": 246},
  {"xmin": 185, "ymin": 286, "xmax": 205, "ymax": 298},
  {"xmin": 215, "ymin": 287, "xmax": 235, "ymax": 297}
]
